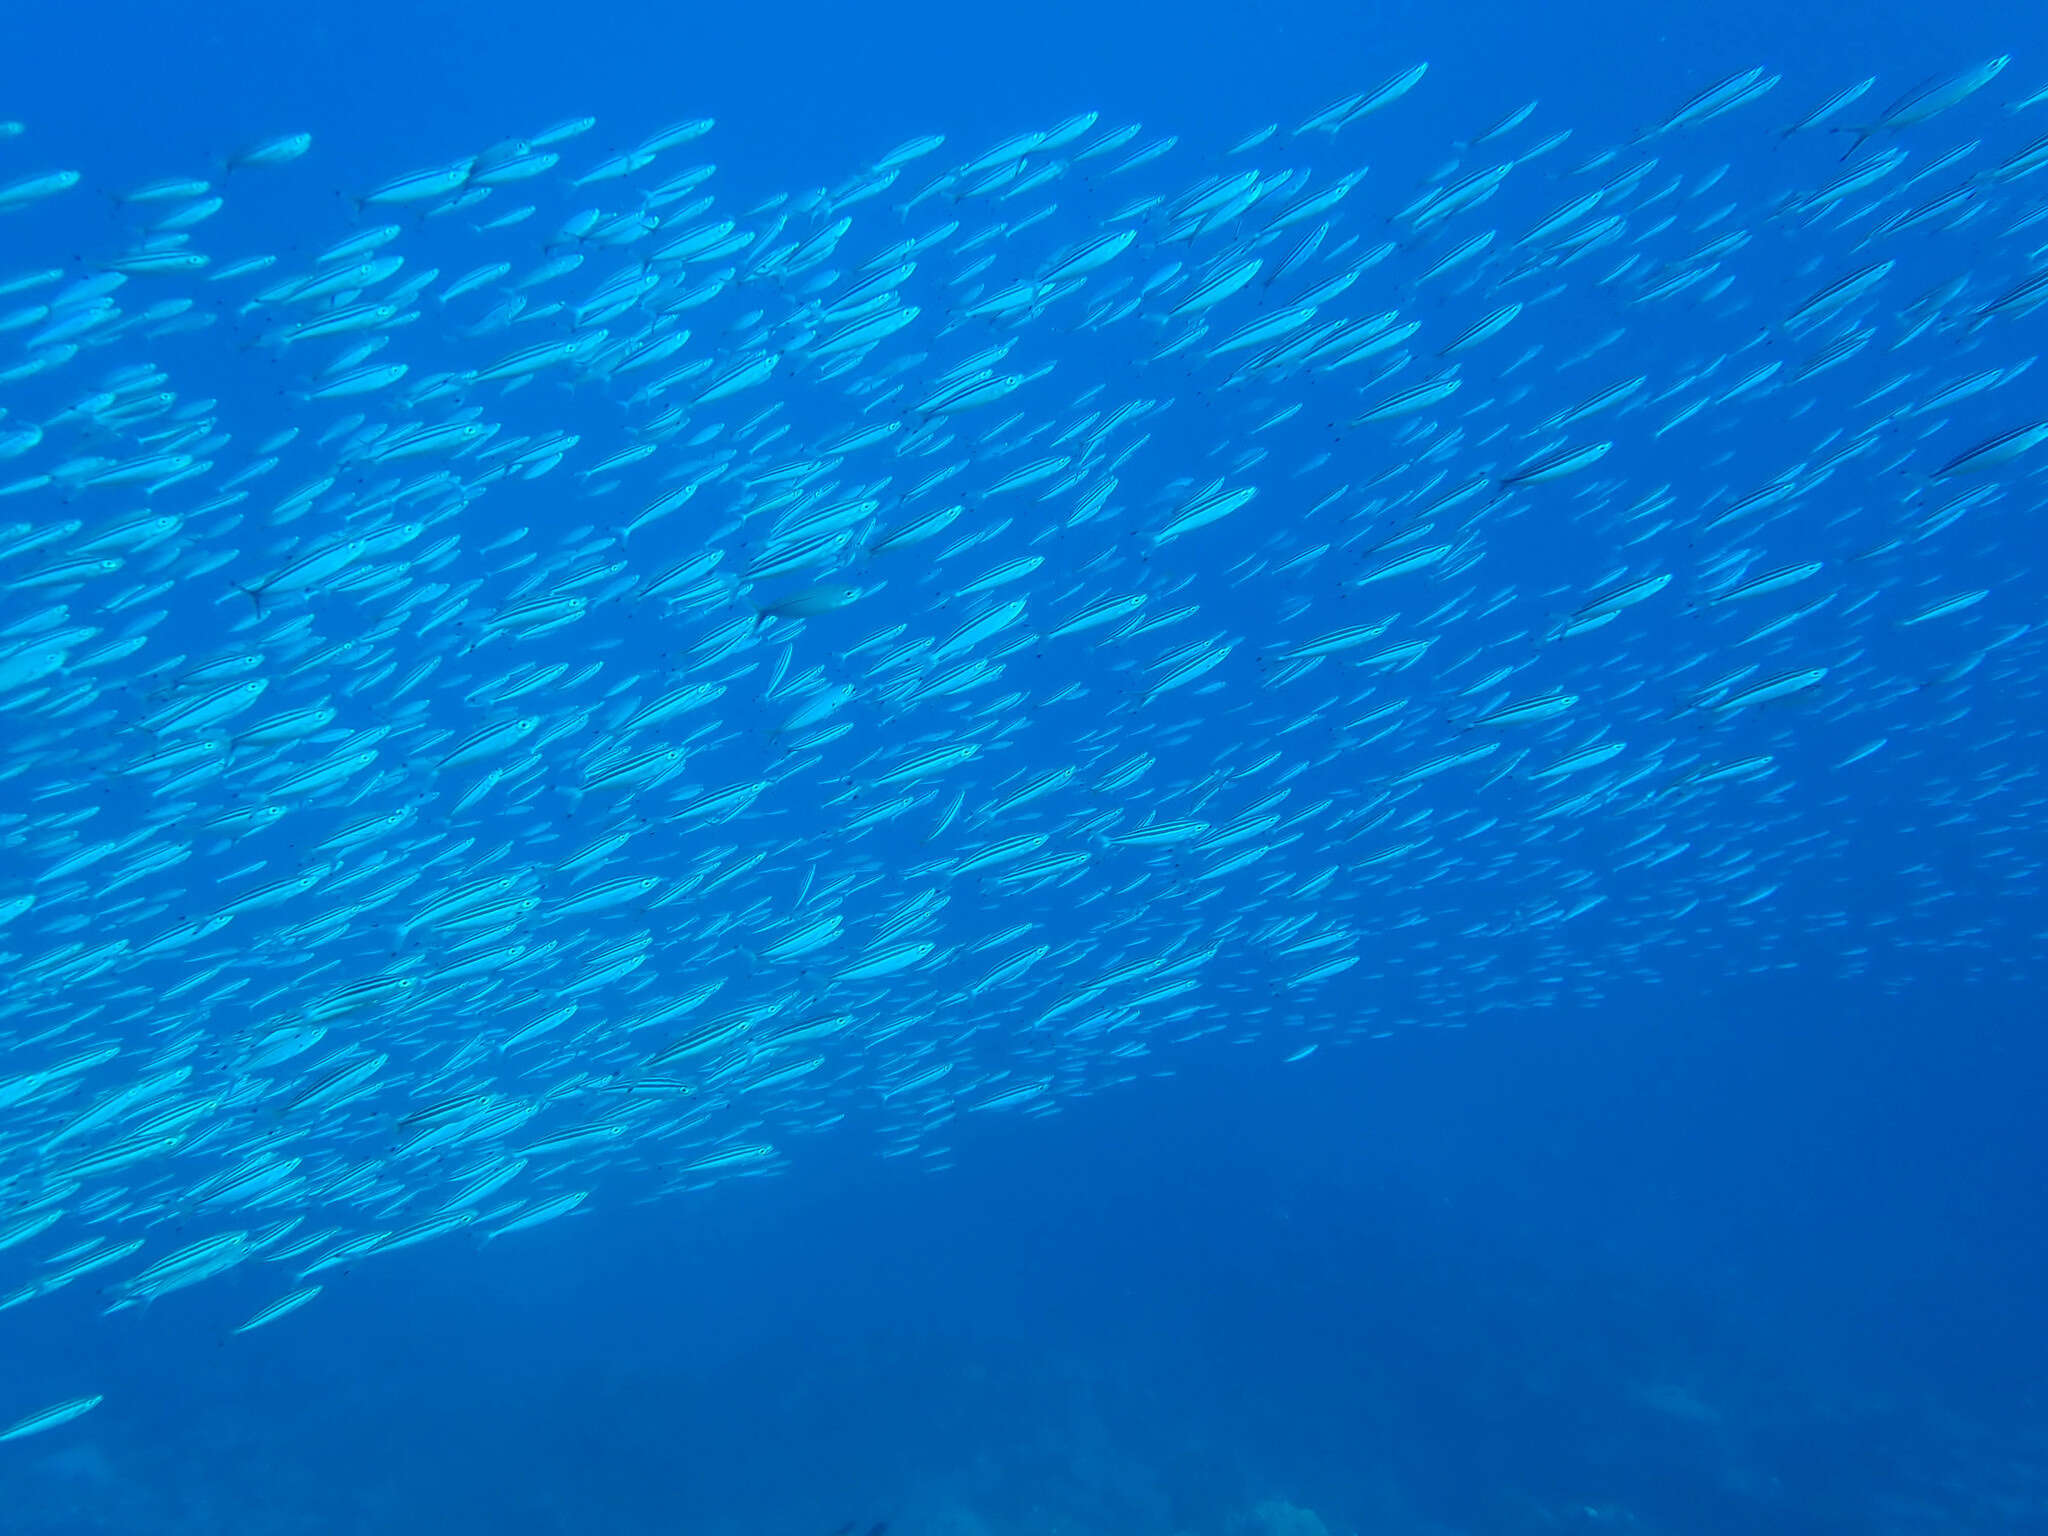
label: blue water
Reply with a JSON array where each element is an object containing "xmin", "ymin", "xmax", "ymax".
[
  {"xmin": 4, "ymin": 0, "xmax": 2047, "ymax": 1531},
  {"xmin": 24, "ymin": 997, "xmax": 2047, "ymax": 1531}
]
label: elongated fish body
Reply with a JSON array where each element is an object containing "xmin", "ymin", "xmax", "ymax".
[
  {"xmin": 0, "ymin": 51, "xmax": 2032, "ymax": 1432},
  {"xmin": 0, "ymin": 1396, "xmax": 104, "ymax": 1442}
]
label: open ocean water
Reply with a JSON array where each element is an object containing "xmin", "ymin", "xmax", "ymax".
[{"xmin": 2, "ymin": 0, "xmax": 2045, "ymax": 1531}]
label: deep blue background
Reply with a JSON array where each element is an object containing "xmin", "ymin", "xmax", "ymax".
[
  {"xmin": 17, "ymin": 972, "xmax": 2046, "ymax": 1531},
  {"xmin": 4, "ymin": 2, "xmax": 2045, "ymax": 1532},
  {"xmin": 15, "ymin": 0, "xmax": 2036, "ymax": 201}
]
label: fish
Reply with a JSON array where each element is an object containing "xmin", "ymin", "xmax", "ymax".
[
  {"xmin": 0, "ymin": 48, "xmax": 2035, "ymax": 1436},
  {"xmin": 0, "ymin": 1396, "xmax": 104, "ymax": 1442}
]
